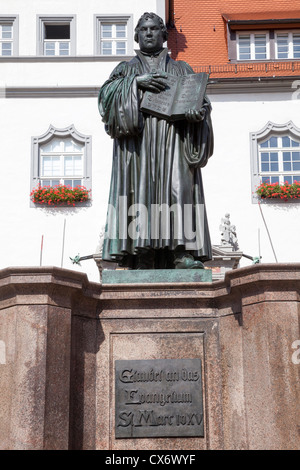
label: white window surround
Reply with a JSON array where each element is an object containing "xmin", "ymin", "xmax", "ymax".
[
  {"xmin": 250, "ymin": 121, "xmax": 300, "ymax": 203},
  {"xmin": 37, "ymin": 15, "xmax": 76, "ymax": 56},
  {"xmin": 31, "ymin": 125, "xmax": 92, "ymax": 206},
  {"xmin": 0, "ymin": 15, "xmax": 19, "ymax": 56},
  {"xmin": 275, "ymin": 30, "xmax": 300, "ymax": 60},
  {"xmin": 94, "ymin": 14, "xmax": 133, "ymax": 56},
  {"xmin": 237, "ymin": 31, "xmax": 270, "ymax": 61}
]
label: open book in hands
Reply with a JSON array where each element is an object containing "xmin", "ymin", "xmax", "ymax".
[{"xmin": 140, "ymin": 72, "xmax": 209, "ymax": 121}]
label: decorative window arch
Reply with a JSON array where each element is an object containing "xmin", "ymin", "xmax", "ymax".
[
  {"xmin": 250, "ymin": 121, "xmax": 300, "ymax": 203},
  {"xmin": 31, "ymin": 124, "xmax": 92, "ymax": 202}
]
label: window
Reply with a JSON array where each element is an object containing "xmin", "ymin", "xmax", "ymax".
[
  {"xmin": 44, "ymin": 24, "xmax": 70, "ymax": 56},
  {"xmin": 31, "ymin": 125, "xmax": 92, "ymax": 203},
  {"xmin": 37, "ymin": 16, "xmax": 76, "ymax": 56},
  {"xmin": 0, "ymin": 16, "xmax": 18, "ymax": 56},
  {"xmin": 237, "ymin": 33, "xmax": 269, "ymax": 61},
  {"xmin": 40, "ymin": 138, "xmax": 84, "ymax": 187},
  {"xmin": 94, "ymin": 15, "xmax": 133, "ymax": 56},
  {"xmin": 259, "ymin": 135, "xmax": 300, "ymax": 184},
  {"xmin": 250, "ymin": 122, "xmax": 300, "ymax": 202},
  {"xmin": 276, "ymin": 32, "xmax": 300, "ymax": 59},
  {"xmin": 101, "ymin": 23, "xmax": 127, "ymax": 55},
  {"xmin": 228, "ymin": 27, "xmax": 300, "ymax": 62}
]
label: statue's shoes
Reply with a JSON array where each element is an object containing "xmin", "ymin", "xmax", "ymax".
[{"xmin": 174, "ymin": 255, "xmax": 204, "ymax": 269}]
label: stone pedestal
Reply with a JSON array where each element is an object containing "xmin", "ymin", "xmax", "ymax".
[{"xmin": 0, "ymin": 265, "xmax": 299, "ymax": 450}]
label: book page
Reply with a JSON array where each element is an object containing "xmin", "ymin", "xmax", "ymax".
[
  {"xmin": 171, "ymin": 74, "xmax": 208, "ymax": 118},
  {"xmin": 140, "ymin": 74, "xmax": 179, "ymax": 118}
]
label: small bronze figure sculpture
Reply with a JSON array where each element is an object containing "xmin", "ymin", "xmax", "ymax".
[{"xmin": 98, "ymin": 12, "xmax": 214, "ymax": 269}]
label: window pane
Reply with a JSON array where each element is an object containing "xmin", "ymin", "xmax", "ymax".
[
  {"xmin": 271, "ymin": 176, "xmax": 279, "ymax": 183},
  {"xmin": 45, "ymin": 24, "xmax": 70, "ymax": 40},
  {"xmin": 262, "ymin": 176, "xmax": 279, "ymax": 184},
  {"xmin": 2, "ymin": 25, "xmax": 12, "ymax": 39},
  {"xmin": 255, "ymin": 35, "xmax": 267, "ymax": 60},
  {"xmin": 293, "ymin": 162, "xmax": 300, "ymax": 171},
  {"xmin": 41, "ymin": 138, "xmax": 62, "ymax": 152},
  {"xmin": 64, "ymin": 156, "xmax": 82, "ymax": 176},
  {"xmin": 261, "ymin": 163, "xmax": 270, "ymax": 171},
  {"xmin": 101, "ymin": 25, "xmax": 112, "ymax": 38},
  {"xmin": 52, "ymin": 179, "xmax": 60, "ymax": 186},
  {"xmin": 42, "ymin": 157, "xmax": 52, "ymax": 176},
  {"xmin": 239, "ymin": 36, "xmax": 251, "ymax": 60},
  {"xmin": 1, "ymin": 42, "xmax": 12, "ymax": 56},
  {"xmin": 116, "ymin": 41, "xmax": 126, "ymax": 54},
  {"xmin": 269, "ymin": 137, "xmax": 278, "ymax": 148},
  {"xmin": 277, "ymin": 34, "xmax": 289, "ymax": 59},
  {"xmin": 282, "ymin": 136, "xmax": 290, "ymax": 147},
  {"xmin": 283, "ymin": 162, "xmax": 291, "ymax": 171},
  {"xmin": 270, "ymin": 163, "xmax": 278, "ymax": 172},
  {"xmin": 64, "ymin": 139, "xmax": 84, "ymax": 152},
  {"xmin": 102, "ymin": 42, "xmax": 112, "ymax": 54},
  {"xmin": 292, "ymin": 139, "xmax": 300, "ymax": 147},
  {"xmin": 59, "ymin": 42, "xmax": 70, "ymax": 55},
  {"xmin": 116, "ymin": 24, "xmax": 126, "ymax": 38},
  {"xmin": 260, "ymin": 140, "xmax": 269, "ymax": 148},
  {"xmin": 45, "ymin": 42, "xmax": 55, "ymax": 55},
  {"xmin": 284, "ymin": 175, "xmax": 292, "ymax": 184},
  {"xmin": 73, "ymin": 156, "xmax": 82, "ymax": 175},
  {"xmin": 63, "ymin": 179, "xmax": 82, "ymax": 188},
  {"xmin": 292, "ymin": 151, "xmax": 300, "ymax": 161},
  {"xmin": 42, "ymin": 156, "xmax": 60, "ymax": 176},
  {"xmin": 261, "ymin": 152, "xmax": 269, "ymax": 161},
  {"xmin": 270, "ymin": 152, "xmax": 278, "ymax": 162},
  {"xmin": 64, "ymin": 156, "xmax": 73, "ymax": 176},
  {"xmin": 293, "ymin": 34, "xmax": 300, "ymax": 58},
  {"xmin": 283, "ymin": 152, "xmax": 291, "ymax": 161},
  {"xmin": 42, "ymin": 180, "xmax": 51, "ymax": 187},
  {"xmin": 52, "ymin": 157, "xmax": 60, "ymax": 176}
]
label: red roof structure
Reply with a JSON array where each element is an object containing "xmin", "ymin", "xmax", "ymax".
[{"xmin": 167, "ymin": 0, "xmax": 300, "ymax": 78}]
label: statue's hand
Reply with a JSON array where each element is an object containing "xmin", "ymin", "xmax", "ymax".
[
  {"xmin": 136, "ymin": 73, "xmax": 168, "ymax": 93},
  {"xmin": 185, "ymin": 107, "xmax": 206, "ymax": 122}
]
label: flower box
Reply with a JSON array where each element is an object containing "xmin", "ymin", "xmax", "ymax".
[
  {"xmin": 30, "ymin": 184, "xmax": 91, "ymax": 206},
  {"xmin": 256, "ymin": 181, "xmax": 300, "ymax": 201}
]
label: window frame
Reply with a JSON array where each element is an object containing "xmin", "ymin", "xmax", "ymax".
[
  {"xmin": 250, "ymin": 121, "xmax": 300, "ymax": 203},
  {"xmin": 0, "ymin": 15, "xmax": 19, "ymax": 56},
  {"xmin": 94, "ymin": 14, "xmax": 133, "ymax": 56},
  {"xmin": 31, "ymin": 125, "xmax": 92, "ymax": 206},
  {"xmin": 275, "ymin": 30, "xmax": 300, "ymax": 60},
  {"xmin": 37, "ymin": 15, "xmax": 76, "ymax": 56},
  {"xmin": 237, "ymin": 31, "xmax": 270, "ymax": 61}
]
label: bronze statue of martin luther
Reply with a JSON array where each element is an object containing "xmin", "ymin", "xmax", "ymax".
[{"xmin": 98, "ymin": 12, "xmax": 214, "ymax": 270}]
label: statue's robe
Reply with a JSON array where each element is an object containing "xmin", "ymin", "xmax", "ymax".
[{"xmin": 98, "ymin": 48, "xmax": 214, "ymax": 269}]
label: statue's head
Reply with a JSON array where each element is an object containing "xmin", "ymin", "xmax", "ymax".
[{"xmin": 134, "ymin": 12, "xmax": 168, "ymax": 53}]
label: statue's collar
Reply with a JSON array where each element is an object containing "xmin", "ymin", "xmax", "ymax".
[
  {"xmin": 135, "ymin": 48, "xmax": 169, "ymax": 59},
  {"xmin": 137, "ymin": 48, "xmax": 165, "ymax": 57},
  {"xmin": 135, "ymin": 48, "xmax": 169, "ymax": 71}
]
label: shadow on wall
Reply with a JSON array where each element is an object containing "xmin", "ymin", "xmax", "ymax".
[{"xmin": 168, "ymin": 26, "xmax": 187, "ymax": 60}]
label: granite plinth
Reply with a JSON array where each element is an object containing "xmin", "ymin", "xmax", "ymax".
[
  {"xmin": 0, "ymin": 265, "xmax": 299, "ymax": 450},
  {"xmin": 102, "ymin": 268, "xmax": 212, "ymax": 284}
]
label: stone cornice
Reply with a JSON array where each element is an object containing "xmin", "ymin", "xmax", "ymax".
[
  {"xmin": 1, "ymin": 265, "xmax": 300, "ymax": 319},
  {"xmin": 4, "ymin": 75, "xmax": 300, "ymax": 98}
]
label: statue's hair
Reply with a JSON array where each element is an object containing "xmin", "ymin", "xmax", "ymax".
[{"xmin": 134, "ymin": 12, "xmax": 168, "ymax": 43}]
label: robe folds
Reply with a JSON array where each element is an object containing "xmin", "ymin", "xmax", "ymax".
[{"xmin": 98, "ymin": 48, "xmax": 214, "ymax": 269}]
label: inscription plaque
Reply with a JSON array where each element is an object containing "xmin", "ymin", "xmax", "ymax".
[{"xmin": 115, "ymin": 358, "xmax": 204, "ymax": 438}]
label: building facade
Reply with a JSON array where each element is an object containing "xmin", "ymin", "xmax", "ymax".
[{"xmin": 0, "ymin": 0, "xmax": 166, "ymax": 282}]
